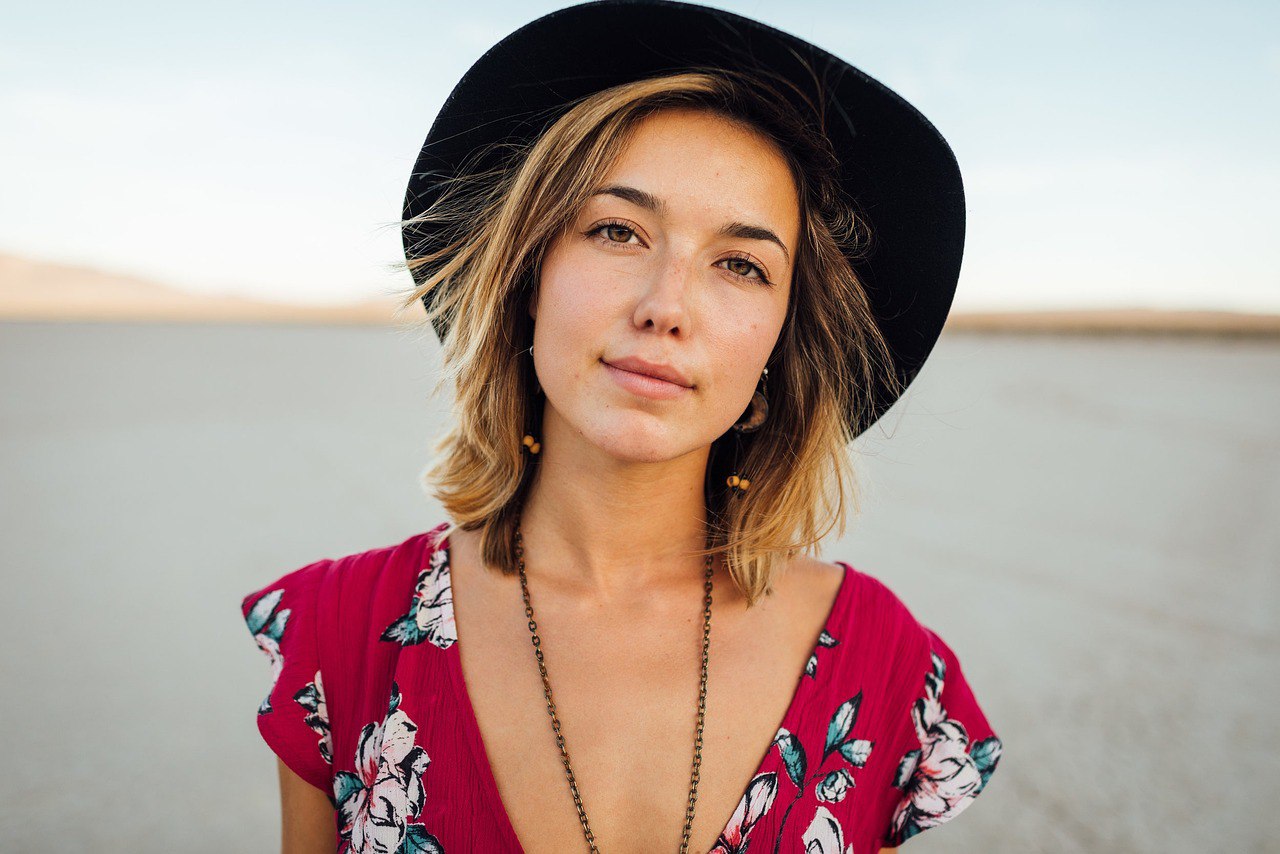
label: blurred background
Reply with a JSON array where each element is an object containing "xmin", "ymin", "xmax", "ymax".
[{"xmin": 1, "ymin": 1, "xmax": 1277, "ymax": 851}]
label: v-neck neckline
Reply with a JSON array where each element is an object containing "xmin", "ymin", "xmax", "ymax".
[{"xmin": 437, "ymin": 532, "xmax": 854, "ymax": 853}]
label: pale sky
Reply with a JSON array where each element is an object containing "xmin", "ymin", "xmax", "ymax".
[{"xmin": 3, "ymin": 0, "xmax": 1278, "ymax": 311}]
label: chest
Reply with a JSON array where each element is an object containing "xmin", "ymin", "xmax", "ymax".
[{"xmin": 452, "ymin": 563, "xmax": 838, "ymax": 854}]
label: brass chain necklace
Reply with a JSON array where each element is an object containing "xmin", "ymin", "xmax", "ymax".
[{"xmin": 514, "ymin": 519, "xmax": 715, "ymax": 854}]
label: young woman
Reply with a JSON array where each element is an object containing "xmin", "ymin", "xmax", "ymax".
[{"xmin": 240, "ymin": 3, "xmax": 1004, "ymax": 852}]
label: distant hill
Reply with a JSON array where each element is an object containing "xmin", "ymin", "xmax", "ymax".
[
  {"xmin": 1, "ymin": 251, "xmax": 1276, "ymax": 335},
  {"xmin": 946, "ymin": 307, "xmax": 1280, "ymax": 336},
  {"xmin": 0, "ymin": 252, "xmax": 408, "ymax": 324}
]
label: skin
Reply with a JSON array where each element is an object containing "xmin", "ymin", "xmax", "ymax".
[
  {"xmin": 276, "ymin": 759, "xmax": 336, "ymax": 853},
  {"xmin": 520, "ymin": 104, "xmax": 799, "ymax": 602},
  {"xmin": 279, "ymin": 107, "xmax": 858, "ymax": 853}
]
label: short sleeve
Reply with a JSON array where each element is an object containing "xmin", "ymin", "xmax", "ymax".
[
  {"xmin": 240, "ymin": 558, "xmax": 335, "ymax": 794},
  {"xmin": 884, "ymin": 626, "xmax": 1004, "ymax": 847}
]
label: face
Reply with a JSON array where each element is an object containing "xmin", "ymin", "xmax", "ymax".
[{"xmin": 529, "ymin": 106, "xmax": 799, "ymax": 465}]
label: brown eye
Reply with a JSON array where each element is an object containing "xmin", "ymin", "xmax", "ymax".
[
  {"xmin": 587, "ymin": 221, "xmax": 642, "ymax": 245},
  {"xmin": 719, "ymin": 254, "xmax": 772, "ymax": 285}
]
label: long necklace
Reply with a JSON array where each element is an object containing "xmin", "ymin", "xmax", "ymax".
[{"xmin": 514, "ymin": 518, "xmax": 715, "ymax": 854}]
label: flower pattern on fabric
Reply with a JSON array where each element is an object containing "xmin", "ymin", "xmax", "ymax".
[
  {"xmin": 710, "ymin": 657, "xmax": 874, "ymax": 854},
  {"xmin": 296, "ymin": 670, "xmax": 333, "ymax": 766},
  {"xmin": 380, "ymin": 541, "xmax": 456, "ymax": 649},
  {"xmin": 332, "ymin": 682, "xmax": 443, "ymax": 854},
  {"xmin": 244, "ymin": 587, "xmax": 290, "ymax": 715},
  {"xmin": 802, "ymin": 805, "xmax": 855, "ymax": 854},
  {"xmin": 804, "ymin": 629, "xmax": 840, "ymax": 678},
  {"xmin": 767, "ymin": 692, "xmax": 873, "ymax": 851},
  {"xmin": 243, "ymin": 533, "xmax": 1004, "ymax": 852},
  {"xmin": 711, "ymin": 771, "xmax": 779, "ymax": 854},
  {"xmin": 887, "ymin": 649, "xmax": 1003, "ymax": 845}
]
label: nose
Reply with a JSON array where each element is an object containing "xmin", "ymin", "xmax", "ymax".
[{"xmin": 631, "ymin": 248, "xmax": 696, "ymax": 335}]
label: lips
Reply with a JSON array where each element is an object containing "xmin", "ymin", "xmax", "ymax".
[{"xmin": 602, "ymin": 355, "xmax": 693, "ymax": 388}]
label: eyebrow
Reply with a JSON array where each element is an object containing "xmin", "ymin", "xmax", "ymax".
[{"xmin": 590, "ymin": 184, "xmax": 792, "ymax": 265}]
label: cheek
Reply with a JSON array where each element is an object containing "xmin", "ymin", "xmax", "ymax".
[
  {"xmin": 531, "ymin": 247, "xmax": 623, "ymax": 400},
  {"xmin": 535, "ymin": 242, "xmax": 628, "ymax": 335},
  {"xmin": 705, "ymin": 323, "xmax": 774, "ymax": 405}
]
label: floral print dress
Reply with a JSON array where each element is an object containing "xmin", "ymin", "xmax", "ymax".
[{"xmin": 241, "ymin": 521, "xmax": 1003, "ymax": 853}]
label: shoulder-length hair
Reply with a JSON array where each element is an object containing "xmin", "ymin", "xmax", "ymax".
[{"xmin": 392, "ymin": 66, "xmax": 900, "ymax": 607}]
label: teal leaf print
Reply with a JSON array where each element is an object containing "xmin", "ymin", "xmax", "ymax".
[
  {"xmin": 772, "ymin": 728, "xmax": 807, "ymax": 789},
  {"xmin": 970, "ymin": 736, "xmax": 1002, "ymax": 791},
  {"xmin": 265, "ymin": 610, "xmax": 288, "ymax": 640},
  {"xmin": 381, "ymin": 614, "xmax": 422, "ymax": 646},
  {"xmin": 245, "ymin": 588, "xmax": 285, "ymax": 636},
  {"xmin": 332, "ymin": 771, "xmax": 363, "ymax": 810},
  {"xmin": 768, "ymin": 688, "xmax": 873, "ymax": 849},
  {"xmin": 822, "ymin": 691, "xmax": 863, "ymax": 761},
  {"xmin": 398, "ymin": 824, "xmax": 444, "ymax": 854},
  {"xmin": 244, "ymin": 588, "xmax": 291, "ymax": 715},
  {"xmin": 836, "ymin": 738, "xmax": 873, "ymax": 768},
  {"xmin": 381, "ymin": 545, "xmax": 456, "ymax": 649}
]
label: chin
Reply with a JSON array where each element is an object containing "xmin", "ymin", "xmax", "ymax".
[{"xmin": 587, "ymin": 417, "xmax": 687, "ymax": 464}]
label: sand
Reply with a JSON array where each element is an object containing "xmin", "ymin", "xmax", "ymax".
[{"xmin": 0, "ymin": 318, "xmax": 1275, "ymax": 851}]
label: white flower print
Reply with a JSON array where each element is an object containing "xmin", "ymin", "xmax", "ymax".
[
  {"xmin": 244, "ymin": 587, "xmax": 290, "ymax": 715},
  {"xmin": 888, "ymin": 650, "xmax": 1002, "ymax": 844},
  {"xmin": 815, "ymin": 768, "xmax": 854, "ymax": 803},
  {"xmin": 295, "ymin": 669, "xmax": 332, "ymax": 765},
  {"xmin": 804, "ymin": 629, "xmax": 841, "ymax": 678},
  {"xmin": 332, "ymin": 684, "xmax": 442, "ymax": 853},
  {"xmin": 710, "ymin": 771, "xmax": 779, "ymax": 854},
  {"xmin": 380, "ymin": 542, "xmax": 456, "ymax": 649},
  {"xmin": 801, "ymin": 805, "xmax": 854, "ymax": 854}
]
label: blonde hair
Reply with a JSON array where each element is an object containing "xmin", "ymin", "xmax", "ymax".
[{"xmin": 392, "ymin": 66, "xmax": 900, "ymax": 607}]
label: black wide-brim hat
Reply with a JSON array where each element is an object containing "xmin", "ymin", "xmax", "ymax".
[{"xmin": 403, "ymin": 0, "xmax": 965, "ymax": 439}]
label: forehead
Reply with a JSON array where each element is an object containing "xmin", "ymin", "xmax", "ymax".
[{"xmin": 593, "ymin": 107, "xmax": 800, "ymax": 233}]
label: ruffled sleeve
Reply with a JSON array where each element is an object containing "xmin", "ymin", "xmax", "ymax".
[
  {"xmin": 883, "ymin": 626, "xmax": 1004, "ymax": 847},
  {"xmin": 240, "ymin": 557, "xmax": 335, "ymax": 795}
]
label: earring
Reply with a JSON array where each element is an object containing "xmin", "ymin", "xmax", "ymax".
[
  {"xmin": 726, "ymin": 367, "xmax": 769, "ymax": 496},
  {"xmin": 522, "ymin": 343, "xmax": 541, "ymax": 454}
]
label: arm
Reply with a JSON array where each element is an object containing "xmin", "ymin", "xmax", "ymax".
[{"xmin": 277, "ymin": 758, "xmax": 337, "ymax": 854}]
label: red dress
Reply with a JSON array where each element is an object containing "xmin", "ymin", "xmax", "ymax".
[{"xmin": 241, "ymin": 521, "xmax": 1003, "ymax": 853}]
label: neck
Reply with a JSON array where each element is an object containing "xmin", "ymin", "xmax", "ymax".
[{"xmin": 516, "ymin": 410, "xmax": 717, "ymax": 603}]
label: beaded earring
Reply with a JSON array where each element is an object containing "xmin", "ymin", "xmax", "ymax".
[
  {"xmin": 522, "ymin": 342, "xmax": 541, "ymax": 454},
  {"xmin": 726, "ymin": 366, "xmax": 769, "ymax": 496}
]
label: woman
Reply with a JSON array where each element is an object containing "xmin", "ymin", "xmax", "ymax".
[{"xmin": 241, "ymin": 2, "xmax": 1004, "ymax": 852}]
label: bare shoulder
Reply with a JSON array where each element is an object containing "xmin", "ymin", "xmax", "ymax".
[
  {"xmin": 784, "ymin": 554, "xmax": 847, "ymax": 586},
  {"xmin": 773, "ymin": 554, "xmax": 847, "ymax": 617}
]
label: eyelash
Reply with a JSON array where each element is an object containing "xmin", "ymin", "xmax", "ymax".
[{"xmin": 584, "ymin": 219, "xmax": 774, "ymax": 286}]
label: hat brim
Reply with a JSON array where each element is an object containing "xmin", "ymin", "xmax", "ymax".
[{"xmin": 403, "ymin": 0, "xmax": 965, "ymax": 439}]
